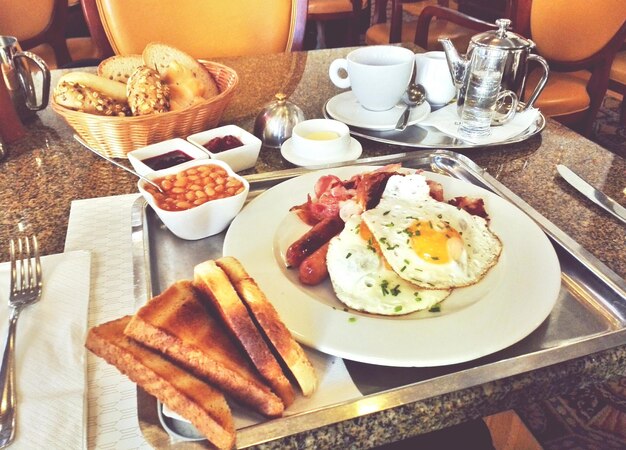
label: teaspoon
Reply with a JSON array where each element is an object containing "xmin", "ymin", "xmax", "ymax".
[
  {"xmin": 395, "ymin": 83, "xmax": 426, "ymax": 131},
  {"xmin": 73, "ymin": 134, "xmax": 165, "ymax": 193}
]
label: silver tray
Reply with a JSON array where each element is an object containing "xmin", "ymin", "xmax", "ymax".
[
  {"xmin": 323, "ymin": 101, "xmax": 546, "ymax": 148},
  {"xmin": 130, "ymin": 150, "xmax": 626, "ymax": 449}
]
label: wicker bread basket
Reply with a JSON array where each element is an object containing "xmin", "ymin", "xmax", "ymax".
[{"xmin": 52, "ymin": 61, "xmax": 239, "ymax": 158}]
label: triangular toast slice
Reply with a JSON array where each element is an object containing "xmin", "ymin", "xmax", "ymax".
[
  {"xmin": 194, "ymin": 261, "xmax": 295, "ymax": 407},
  {"xmin": 85, "ymin": 316, "xmax": 235, "ymax": 450},
  {"xmin": 216, "ymin": 257, "xmax": 317, "ymax": 397},
  {"xmin": 124, "ymin": 280, "xmax": 284, "ymax": 417}
]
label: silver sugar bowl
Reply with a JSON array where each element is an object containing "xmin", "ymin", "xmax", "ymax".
[{"xmin": 254, "ymin": 93, "xmax": 305, "ymax": 148}]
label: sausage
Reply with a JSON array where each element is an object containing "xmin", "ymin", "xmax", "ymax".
[
  {"xmin": 285, "ymin": 217, "xmax": 344, "ymax": 268},
  {"xmin": 299, "ymin": 241, "xmax": 331, "ymax": 285}
]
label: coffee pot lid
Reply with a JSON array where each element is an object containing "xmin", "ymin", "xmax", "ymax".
[{"xmin": 471, "ymin": 18, "xmax": 534, "ymax": 50}]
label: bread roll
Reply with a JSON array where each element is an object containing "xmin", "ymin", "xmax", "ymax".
[
  {"xmin": 143, "ymin": 42, "xmax": 219, "ymax": 100},
  {"xmin": 53, "ymin": 81, "xmax": 131, "ymax": 116},
  {"xmin": 126, "ymin": 66, "xmax": 170, "ymax": 116},
  {"xmin": 56, "ymin": 72, "xmax": 128, "ymax": 102}
]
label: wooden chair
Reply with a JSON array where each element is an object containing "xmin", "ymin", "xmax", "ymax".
[
  {"xmin": 308, "ymin": 0, "xmax": 369, "ymax": 48},
  {"xmin": 365, "ymin": 0, "xmax": 496, "ymax": 52},
  {"xmin": 0, "ymin": 0, "xmax": 101, "ymax": 69},
  {"xmin": 608, "ymin": 41, "xmax": 626, "ymax": 126},
  {"xmin": 81, "ymin": 0, "xmax": 308, "ymax": 59},
  {"xmin": 511, "ymin": 0, "xmax": 626, "ymax": 136}
]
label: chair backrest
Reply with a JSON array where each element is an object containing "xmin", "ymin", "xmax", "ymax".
[
  {"xmin": 511, "ymin": 0, "xmax": 626, "ymax": 135},
  {"xmin": 512, "ymin": 0, "xmax": 626, "ymax": 63},
  {"xmin": 82, "ymin": 0, "xmax": 308, "ymax": 59},
  {"xmin": 0, "ymin": 0, "xmax": 73, "ymax": 66}
]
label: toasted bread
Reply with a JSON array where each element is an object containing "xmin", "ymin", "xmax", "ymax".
[
  {"xmin": 194, "ymin": 261, "xmax": 295, "ymax": 407},
  {"xmin": 86, "ymin": 316, "xmax": 235, "ymax": 450},
  {"xmin": 216, "ymin": 257, "xmax": 317, "ymax": 397},
  {"xmin": 97, "ymin": 54, "xmax": 144, "ymax": 83},
  {"xmin": 142, "ymin": 42, "xmax": 219, "ymax": 100},
  {"xmin": 124, "ymin": 280, "xmax": 284, "ymax": 417}
]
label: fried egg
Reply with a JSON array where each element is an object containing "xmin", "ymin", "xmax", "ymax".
[
  {"xmin": 326, "ymin": 215, "xmax": 451, "ymax": 315},
  {"xmin": 361, "ymin": 174, "xmax": 502, "ymax": 289}
]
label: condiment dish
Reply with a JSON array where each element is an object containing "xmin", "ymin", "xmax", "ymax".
[
  {"xmin": 290, "ymin": 119, "xmax": 351, "ymax": 162},
  {"xmin": 138, "ymin": 159, "xmax": 249, "ymax": 240},
  {"xmin": 187, "ymin": 124, "xmax": 261, "ymax": 172},
  {"xmin": 128, "ymin": 138, "xmax": 209, "ymax": 177}
]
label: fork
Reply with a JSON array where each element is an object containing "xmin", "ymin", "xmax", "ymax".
[{"xmin": 0, "ymin": 236, "xmax": 42, "ymax": 448}]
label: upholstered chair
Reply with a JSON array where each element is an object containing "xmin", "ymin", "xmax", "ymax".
[
  {"xmin": 81, "ymin": 0, "xmax": 309, "ymax": 59},
  {"xmin": 308, "ymin": 0, "xmax": 369, "ymax": 48},
  {"xmin": 0, "ymin": 0, "xmax": 101, "ymax": 68}
]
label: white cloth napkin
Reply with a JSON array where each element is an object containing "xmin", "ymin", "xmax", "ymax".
[
  {"xmin": 420, "ymin": 103, "xmax": 540, "ymax": 145},
  {"xmin": 0, "ymin": 250, "xmax": 91, "ymax": 449}
]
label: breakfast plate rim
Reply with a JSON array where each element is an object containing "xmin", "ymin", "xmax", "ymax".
[{"xmin": 223, "ymin": 166, "xmax": 561, "ymax": 367}]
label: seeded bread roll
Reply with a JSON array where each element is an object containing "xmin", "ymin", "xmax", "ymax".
[
  {"xmin": 126, "ymin": 66, "xmax": 170, "ymax": 116},
  {"xmin": 97, "ymin": 54, "xmax": 144, "ymax": 83},
  {"xmin": 53, "ymin": 81, "xmax": 131, "ymax": 116},
  {"xmin": 56, "ymin": 71, "xmax": 128, "ymax": 102}
]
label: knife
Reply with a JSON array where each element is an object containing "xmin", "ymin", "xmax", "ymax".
[{"xmin": 556, "ymin": 164, "xmax": 626, "ymax": 225}]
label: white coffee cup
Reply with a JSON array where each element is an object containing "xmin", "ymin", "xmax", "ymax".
[
  {"xmin": 414, "ymin": 51, "xmax": 456, "ymax": 107},
  {"xmin": 291, "ymin": 119, "xmax": 351, "ymax": 161},
  {"xmin": 329, "ymin": 45, "xmax": 415, "ymax": 111}
]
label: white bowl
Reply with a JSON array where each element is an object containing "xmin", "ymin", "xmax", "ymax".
[
  {"xmin": 187, "ymin": 125, "xmax": 262, "ymax": 172},
  {"xmin": 128, "ymin": 138, "xmax": 210, "ymax": 177},
  {"xmin": 138, "ymin": 159, "xmax": 249, "ymax": 240},
  {"xmin": 290, "ymin": 119, "xmax": 351, "ymax": 161}
]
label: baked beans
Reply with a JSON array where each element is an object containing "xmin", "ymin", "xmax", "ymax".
[{"xmin": 144, "ymin": 164, "xmax": 245, "ymax": 211}]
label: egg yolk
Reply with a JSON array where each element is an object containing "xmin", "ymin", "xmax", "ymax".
[{"xmin": 407, "ymin": 220, "xmax": 463, "ymax": 264}]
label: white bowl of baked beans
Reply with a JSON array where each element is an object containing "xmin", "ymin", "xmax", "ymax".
[{"xmin": 138, "ymin": 159, "xmax": 249, "ymax": 240}]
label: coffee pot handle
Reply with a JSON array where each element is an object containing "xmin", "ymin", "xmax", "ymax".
[
  {"xmin": 13, "ymin": 51, "xmax": 50, "ymax": 111},
  {"xmin": 523, "ymin": 55, "xmax": 549, "ymax": 110}
]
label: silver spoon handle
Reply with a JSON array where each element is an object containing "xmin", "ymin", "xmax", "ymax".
[
  {"xmin": 73, "ymin": 135, "xmax": 164, "ymax": 193},
  {"xmin": 395, "ymin": 106, "xmax": 412, "ymax": 130}
]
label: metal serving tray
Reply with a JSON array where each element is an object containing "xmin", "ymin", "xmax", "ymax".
[
  {"xmin": 323, "ymin": 103, "xmax": 546, "ymax": 148},
  {"xmin": 130, "ymin": 150, "xmax": 626, "ymax": 449}
]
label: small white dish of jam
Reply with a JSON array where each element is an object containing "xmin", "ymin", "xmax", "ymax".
[
  {"xmin": 187, "ymin": 124, "xmax": 261, "ymax": 172},
  {"xmin": 128, "ymin": 138, "xmax": 209, "ymax": 176}
]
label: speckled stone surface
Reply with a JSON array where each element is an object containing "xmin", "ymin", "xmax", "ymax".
[{"xmin": 1, "ymin": 46, "xmax": 625, "ymax": 449}]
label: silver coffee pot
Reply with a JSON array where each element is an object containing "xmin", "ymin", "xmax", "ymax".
[
  {"xmin": 440, "ymin": 18, "xmax": 549, "ymax": 114},
  {"xmin": 0, "ymin": 36, "xmax": 50, "ymax": 122}
]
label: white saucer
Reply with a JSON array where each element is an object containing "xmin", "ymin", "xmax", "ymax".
[
  {"xmin": 280, "ymin": 137, "xmax": 362, "ymax": 167},
  {"xmin": 325, "ymin": 91, "xmax": 431, "ymax": 131}
]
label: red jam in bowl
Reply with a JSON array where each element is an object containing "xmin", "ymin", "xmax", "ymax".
[
  {"xmin": 141, "ymin": 150, "xmax": 193, "ymax": 171},
  {"xmin": 204, "ymin": 135, "xmax": 244, "ymax": 153}
]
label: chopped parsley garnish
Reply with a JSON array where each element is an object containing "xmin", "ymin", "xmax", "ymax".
[
  {"xmin": 346, "ymin": 252, "xmax": 352, "ymax": 259},
  {"xmin": 394, "ymin": 305, "xmax": 403, "ymax": 312},
  {"xmin": 390, "ymin": 284, "xmax": 401, "ymax": 296},
  {"xmin": 383, "ymin": 210, "xmax": 390, "ymax": 216},
  {"xmin": 429, "ymin": 305, "xmax": 441, "ymax": 313},
  {"xmin": 348, "ymin": 317, "xmax": 357, "ymax": 323}
]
